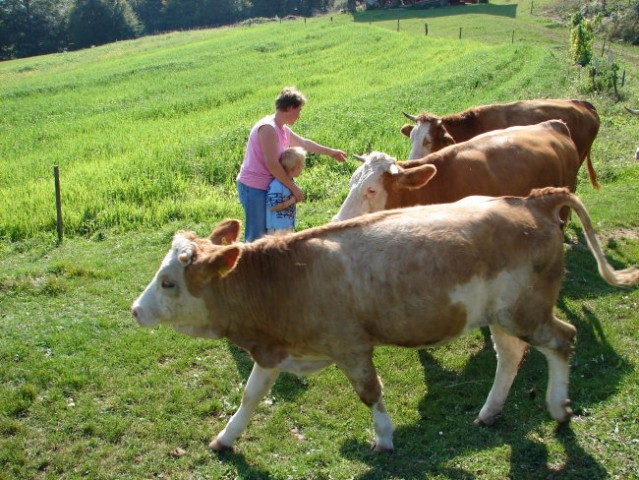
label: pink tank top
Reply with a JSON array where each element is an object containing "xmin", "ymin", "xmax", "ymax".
[{"xmin": 237, "ymin": 115, "xmax": 291, "ymax": 190}]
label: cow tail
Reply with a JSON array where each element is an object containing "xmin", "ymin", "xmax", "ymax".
[
  {"xmin": 529, "ymin": 187, "xmax": 639, "ymax": 287},
  {"xmin": 564, "ymin": 193, "xmax": 638, "ymax": 287},
  {"xmin": 582, "ymin": 100, "xmax": 601, "ymax": 190},
  {"xmin": 585, "ymin": 148, "xmax": 601, "ymax": 190}
]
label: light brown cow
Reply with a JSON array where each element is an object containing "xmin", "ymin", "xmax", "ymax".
[
  {"xmin": 333, "ymin": 120, "xmax": 579, "ymax": 222},
  {"xmin": 131, "ymin": 188, "xmax": 638, "ymax": 453},
  {"xmin": 401, "ymin": 99, "xmax": 601, "ymax": 189}
]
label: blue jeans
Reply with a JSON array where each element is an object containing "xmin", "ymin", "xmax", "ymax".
[{"xmin": 237, "ymin": 181, "xmax": 267, "ymax": 242}]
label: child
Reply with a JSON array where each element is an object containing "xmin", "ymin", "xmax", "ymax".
[{"xmin": 266, "ymin": 147, "xmax": 306, "ymax": 235}]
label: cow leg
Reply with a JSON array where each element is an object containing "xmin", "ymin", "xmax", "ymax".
[
  {"xmin": 476, "ymin": 325, "xmax": 528, "ymax": 426},
  {"xmin": 337, "ymin": 354, "xmax": 393, "ymax": 452},
  {"xmin": 531, "ymin": 316, "xmax": 576, "ymax": 423},
  {"xmin": 209, "ymin": 362, "xmax": 279, "ymax": 451}
]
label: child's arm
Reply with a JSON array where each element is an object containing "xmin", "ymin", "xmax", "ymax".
[{"xmin": 269, "ymin": 196, "xmax": 296, "ymax": 212}]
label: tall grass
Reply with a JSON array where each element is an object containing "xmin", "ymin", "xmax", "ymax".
[{"xmin": 1, "ymin": 8, "xmax": 611, "ymax": 243}]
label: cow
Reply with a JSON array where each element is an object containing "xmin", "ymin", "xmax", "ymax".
[
  {"xmin": 333, "ymin": 120, "xmax": 579, "ymax": 222},
  {"xmin": 401, "ymin": 99, "xmax": 601, "ymax": 189},
  {"xmin": 131, "ymin": 187, "xmax": 639, "ymax": 453}
]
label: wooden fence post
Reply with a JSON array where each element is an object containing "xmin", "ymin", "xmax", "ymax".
[
  {"xmin": 459, "ymin": 27, "xmax": 462, "ymax": 39},
  {"xmin": 425, "ymin": 23, "xmax": 428, "ymax": 36},
  {"xmin": 53, "ymin": 165, "xmax": 63, "ymax": 244},
  {"xmin": 397, "ymin": 19, "xmax": 400, "ymax": 32}
]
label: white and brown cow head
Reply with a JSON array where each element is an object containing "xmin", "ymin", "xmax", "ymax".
[
  {"xmin": 131, "ymin": 220, "xmax": 241, "ymax": 335},
  {"xmin": 401, "ymin": 112, "xmax": 455, "ymax": 159},
  {"xmin": 332, "ymin": 151, "xmax": 437, "ymax": 221}
]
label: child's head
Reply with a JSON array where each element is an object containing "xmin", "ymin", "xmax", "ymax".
[{"xmin": 280, "ymin": 147, "xmax": 306, "ymax": 178}]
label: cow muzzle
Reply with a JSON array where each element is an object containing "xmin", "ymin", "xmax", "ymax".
[{"xmin": 131, "ymin": 303, "xmax": 158, "ymax": 327}]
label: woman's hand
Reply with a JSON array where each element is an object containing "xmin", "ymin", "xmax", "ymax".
[
  {"xmin": 331, "ymin": 149, "xmax": 347, "ymax": 163},
  {"xmin": 291, "ymin": 183, "xmax": 304, "ymax": 203}
]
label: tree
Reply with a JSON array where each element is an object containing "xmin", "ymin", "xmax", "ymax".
[
  {"xmin": 129, "ymin": 0, "xmax": 165, "ymax": 34},
  {"xmin": 0, "ymin": 0, "xmax": 69, "ymax": 59},
  {"xmin": 570, "ymin": 12, "xmax": 594, "ymax": 67},
  {"xmin": 162, "ymin": 0, "xmax": 202, "ymax": 29},
  {"xmin": 250, "ymin": 0, "xmax": 276, "ymax": 17},
  {"xmin": 67, "ymin": 0, "xmax": 141, "ymax": 49},
  {"xmin": 198, "ymin": 0, "xmax": 251, "ymax": 27}
]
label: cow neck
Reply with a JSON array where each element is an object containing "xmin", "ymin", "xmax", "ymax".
[{"xmin": 221, "ymin": 243, "xmax": 285, "ymax": 343}]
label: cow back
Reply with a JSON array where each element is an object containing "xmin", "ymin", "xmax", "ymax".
[
  {"xmin": 441, "ymin": 99, "xmax": 599, "ymax": 163},
  {"xmin": 385, "ymin": 120, "xmax": 580, "ymax": 209}
]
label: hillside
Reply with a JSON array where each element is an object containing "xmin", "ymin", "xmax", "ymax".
[{"xmin": 2, "ymin": 1, "xmax": 639, "ymax": 243}]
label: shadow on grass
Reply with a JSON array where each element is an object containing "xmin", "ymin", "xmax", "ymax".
[
  {"xmin": 561, "ymin": 224, "xmax": 635, "ymax": 301},
  {"xmin": 227, "ymin": 343, "xmax": 310, "ymax": 400},
  {"xmin": 338, "ymin": 286, "xmax": 630, "ymax": 479},
  {"xmin": 353, "ymin": 3, "xmax": 518, "ymax": 22},
  {"xmin": 340, "ymin": 347, "xmax": 611, "ymax": 479},
  {"xmin": 212, "ymin": 449, "xmax": 274, "ymax": 480}
]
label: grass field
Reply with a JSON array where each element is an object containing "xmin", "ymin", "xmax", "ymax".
[{"xmin": 1, "ymin": 1, "xmax": 639, "ymax": 479}]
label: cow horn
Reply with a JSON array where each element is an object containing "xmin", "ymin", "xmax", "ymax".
[
  {"xmin": 402, "ymin": 112, "xmax": 418, "ymax": 122},
  {"xmin": 353, "ymin": 154, "xmax": 367, "ymax": 163},
  {"xmin": 625, "ymin": 106, "xmax": 639, "ymax": 115}
]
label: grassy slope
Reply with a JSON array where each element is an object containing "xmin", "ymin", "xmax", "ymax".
[{"xmin": 1, "ymin": 3, "xmax": 639, "ymax": 479}]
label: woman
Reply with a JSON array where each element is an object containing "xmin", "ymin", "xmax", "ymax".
[{"xmin": 236, "ymin": 86, "xmax": 347, "ymax": 241}]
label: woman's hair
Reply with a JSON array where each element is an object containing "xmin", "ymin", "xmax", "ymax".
[
  {"xmin": 275, "ymin": 86, "xmax": 307, "ymax": 111},
  {"xmin": 279, "ymin": 147, "xmax": 306, "ymax": 172}
]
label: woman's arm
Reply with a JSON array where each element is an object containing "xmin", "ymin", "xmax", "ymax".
[
  {"xmin": 260, "ymin": 125, "xmax": 304, "ymax": 202},
  {"xmin": 269, "ymin": 196, "xmax": 296, "ymax": 212},
  {"xmin": 289, "ymin": 131, "xmax": 347, "ymax": 163}
]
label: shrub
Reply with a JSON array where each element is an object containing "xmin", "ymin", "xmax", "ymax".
[{"xmin": 570, "ymin": 12, "xmax": 595, "ymax": 67}]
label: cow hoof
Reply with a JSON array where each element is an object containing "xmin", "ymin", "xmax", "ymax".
[
  {"xmin": 549, "ymin": 399, "xmax": 573, "ymax": 424},
  {"xmin": 474, "ymin": 412, "xmax": 500, "ymax": 427},
  {"xmin": 556, "ymin": 404, "xmax": 573, "ymax": 425},
  {"xmin": 208, "ymin": 439, "xmax": 233, "ymax": 453},
  {"xmin": 371, "ymin": 441, "xmax": 394, "ymax": 453},
  {"xmin": 474, "ymin": 417, "xmax": 489, "ymax": 427},
  {"xmin": 473, "ymin": 412, "xmax": 501, "ymax": 427}
]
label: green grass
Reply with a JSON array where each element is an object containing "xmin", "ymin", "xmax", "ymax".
[
  {"xmin": 0, "ymin": 6, "xmax": 610, "ymax": 243},
  {"xmin": 1, "ymin": 2, "xmax": 639, "ymax": 479}
]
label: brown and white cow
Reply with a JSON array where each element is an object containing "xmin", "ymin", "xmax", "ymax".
[
  {"xmin": 333, "ymin": 120, "xmax": 579, "ymax": 222},
  {"xmin": 131, "ymin": 187, "xmax": 638, "ymax": 452},
  {"xmin": 401, "ymin": 99, "xmax": 601, "ymax": 189}
]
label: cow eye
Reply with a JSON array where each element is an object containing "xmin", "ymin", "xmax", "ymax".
[
  {"xmin": 366, "ymin": 187, "xmax": 377, "ymax": 196},
  {"xmin": 161, "ymin": 279, "xmax": 175, "ymax": 289}
]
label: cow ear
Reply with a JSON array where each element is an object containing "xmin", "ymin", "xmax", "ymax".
[
  {"xmin": 212, "ymin": 246, "xmax": 241, "ymax": 277},
  {"xmin": 397, "ymin": 164, "xmax": 437, "ymax": 189},
  {"xmin": 433, "ymin": 122, "xmax": 455, "ymax": 146},
  {"xmin": 190, "ymin": 246, "xmax": 241, "ymax": 287},
  {"xmin": 400, "ymin": 124, "xmax": 414, "ymax": 138},
  {"xmin": 210, "ymin": 219, "xmax": 241, "ymax": 245}
]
